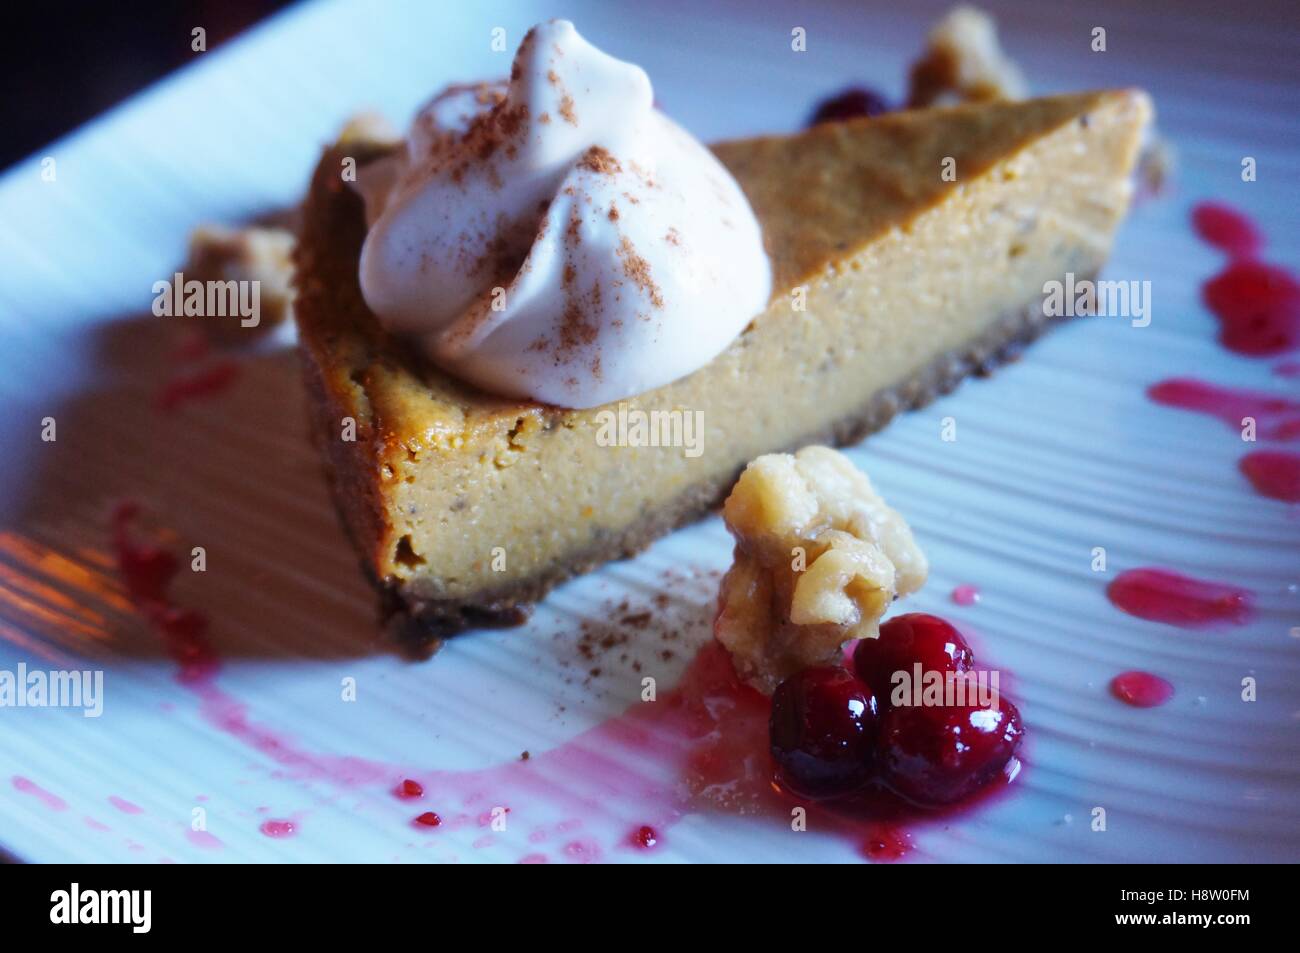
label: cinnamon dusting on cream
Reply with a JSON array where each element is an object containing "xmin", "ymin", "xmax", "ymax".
[
  {"xmin": 355, "ymin": 19, "xmax": 770, "ymax": 408},
  {"xmin": 578, "ymin": 146, "xmax": 623, "ymax": 176},
  {"xmin": 617, "ymin": 236, "xmax": 664, "ymax": 308}
]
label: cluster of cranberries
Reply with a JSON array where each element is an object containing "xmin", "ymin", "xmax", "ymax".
[
  {"xmin": 807, "ymin": 86, "xmax": 893, "ymax": 126},
  {"xmin": 769, "ymin": 613, "xmax": 1024, "ymax": 806}
]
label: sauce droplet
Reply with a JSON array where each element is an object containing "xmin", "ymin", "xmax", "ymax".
[
  {"xmin": 111, "ymin": 502, "xmax": 221, "ymax": 684},
  {"xmin": 1110, "ymin": 671, "xmax": 1175, "ymax": 708},
  {"xmin": 951, "ymin": 584, "xmax": 981, "ymax": 606},
  {"xmin": 860, "ymin": 824, "xmax": 913, "ymax": 862},
  {"xmin": 12, "ymin": 777, "xmax": 68, "ymax": 812},
  {"xmin": 1202, "ymin": 259, "xmax": 1300, "ymax": 357},
  {"xmin": 395, "ymin": 778, "xmax": 424, "ymax": 799},
  {"xmin": 259, "ymin": 819, "xmax": 296, "ymax": 838},
  {"xmin": 1239, "ymin": 450, "xmax": 1300, "ymax": 502},
  {"xmin": 107, "ymin": 796, "xmax": 143, "ymax": 815},
  {"xmin": 1146, "ymin": 378, "xmax": 1300, "ymax": 441},
  {"xmin": 186, "ymin": 830, "xmax": 223, "ymax": 850},
  {"xmin": 157, "ymin": 359, "xmax": 242, "ymax": 411},
  {"xmin": 1107, "ymin": 568, "xmax": 1254, "ymax": 628},
  {"xmin": 1191, "ymin": 202, "xmax": 1262, "ymax": 258}
]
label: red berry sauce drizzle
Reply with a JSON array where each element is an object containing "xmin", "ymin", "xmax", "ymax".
[
  {"xmin": 630, "ymin": 825, "xmax": 658, "ymax": 850},
  {"xmin": 1109, "ymin": 671, "xmax": 1175, "ymax": 709},
  {"xmin": 156, "ymin": 333, "xmax": 241, "ymax": 412},
  {"xmin": 1147, "ymin": 203, "xmax": 1300, "ymax": 506},
  {"xmin": 110, "ymin": 507, "xmax": 1026, "ymax": 861},
  {"xmin": 259, "ymin": 819, "xmax": 296, "ymax": 839},
  {"xmin": 1146, "ymin": 379, "xmax": 1300, "ymax": 441},
  {"xmin": 1191, "ymin": 201, "xmax": 1299, "ymax": 356},
  {"xmin": 1239, "ymin": 450, "xmax": 1300, "ymax": 502},
  {"xmin": 1106, "ymin": 568, "xmax": 1254, "ymax": 629},
  {"xmin": 97, "ymin": 206, "xmax": 1291, "ymax": 859},
  {"xmin": 394, "ymin": 778, "xmax": 424, "ymax": 799},
  {"xmin": 12, "ymin": 776, "xmax": 69, "ymax": 812},
  {"xmin": 1108, "ymin": 202, "xmax": 1293, "ymax": 700},
  {"xmin": 156, "ymin": 361, "xmax": 241, "ymax": 411}
]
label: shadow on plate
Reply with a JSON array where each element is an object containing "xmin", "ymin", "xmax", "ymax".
[{"xmin": 2, "ymin": 311, "xmax": 386, "ymax": 664}]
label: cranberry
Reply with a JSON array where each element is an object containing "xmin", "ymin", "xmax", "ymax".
[
  {"xmin": 853, "ymin": 613, "xmax": 975, "ymax": 708},
  {"xmin": 877, "ymin": 698, "xmax": 1023, "ymax": 806},
  {"xmin": 808, "ymin": 86, "xmax": 891, "ymax": 126},
  {"xmin": 769, "ymin": 666, "xmax": 878, "ymax": 798}
]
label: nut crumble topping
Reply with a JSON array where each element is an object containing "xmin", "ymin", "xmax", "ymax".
[
  {"xmin": 714, "ymin": 447, "xmax": 928, "ymax": 693},
  {"xmin": 183, "ymin": 224, "xmax": 295, "ymax": 329},
  {"xmin": 906, "ymin": 5, "xmax": 1027, "ymax": 108}
]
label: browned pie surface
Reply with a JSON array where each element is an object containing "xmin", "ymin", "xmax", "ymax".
[{"xmin": 715, "ymin": 93, "xmax": 1137, "ymax": 294}]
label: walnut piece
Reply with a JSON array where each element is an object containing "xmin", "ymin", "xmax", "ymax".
[
  {"xmin": 907, "ymin": 5, "xmax": 1028, "ymax": 109},
  {"xmin": 907, "ymin": 5, "xmax": 1173, "ymax": 198},
  {"xmin": 336, "ymin": 110, "xmax": 400, "ymax": 146},
  {"xmin": 714, "ymin": 446, "xmax": 928, "ymax": 693},
  {"xmin": 1135, "ymin": 129, "xmax": 1176, "ymax": 200},
  {"xmin": 184, "ymin": 225, "xmax": 296, "ymax": 331}
]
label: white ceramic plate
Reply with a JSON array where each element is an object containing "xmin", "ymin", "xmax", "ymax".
[{"xmin": 1, "ymin": 0, "xmax": 1297, "ymax": 863}]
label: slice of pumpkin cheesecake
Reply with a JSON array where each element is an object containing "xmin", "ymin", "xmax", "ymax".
[{"xmin": 293, "ymin": 88, "xmax": 1150, "ymax": 642}]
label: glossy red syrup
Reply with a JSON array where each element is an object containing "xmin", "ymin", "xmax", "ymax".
[
  {"xmin": 156, "ymin": 359, "xmax": 241, "ymax": 411},
  {"xmin": 951, "ymin": 584, "xmax": 981, "ymax": 606},
  {"xmin": 113, "ymin": 503, "xmax": 391, "ymax": 787},
  {"xmin": 861, "ymin": 824, "xmax": 914, "ymax": 861},
  {"xmin": 107, "ymin": 795, "xmax": 143, "ymax": 814},
  {"xmin": 395, "ymin": 779, "xmax": 424, "ymax": 799},
  {"xmin": 186, "ymin": 830, "xmax": 223, "ymax": 850},
  {"xmin": 111, "ymin": 502, "xmax": 220, "ymax": 684},
  {"xmin": 259, "ymin": 819, "xmax": 296, "ymax": 838},
  {"xmin": 562, "ymin": 840, "xmax": 602, "ymax": 863},
  {"xmin": 12, "ymin": 776, "xmax": 68, "ymax": 811},
  {"xmin": 1202, "ymin": 260, "xmax": 1300, "ymax": 356},
  {"xmin": 1191, "ymin": 202, "xmax": 1262, "ymax": 258},
  {"xmin": 1239, "ymin": 450, "xmax": 1300, "ymax": 502},
  {"xmin": 630, "ymin": 825, "xmax": 659, "ymax": 849},
  {"xmin": 1191, "ymin": 202, "xmax": 1299, "ymax": 356},
  {"xmin": 1107, "ymin": 568, "xmax": 1254, "ymax": 628},
  {"xmin": 112, "ymin": 507, "xmax": 1022, "ymax": 863},
  {"xmin": 1110, "ymin": 671, "xmax": 1175, "ymax": 708},
  {"xmin": 1146, "ymin": 378, "xmax": 1300, "ymax": 441}
]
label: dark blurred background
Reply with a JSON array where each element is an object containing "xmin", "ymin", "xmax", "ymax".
[{"xmin": 2, "ymin": 1, "xmax": 293, "ymax": 170}]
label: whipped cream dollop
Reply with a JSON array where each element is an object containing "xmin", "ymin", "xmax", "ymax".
[{"xmin": 356, "ymin": 20, "xmax": 772, "ymax": 408}]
